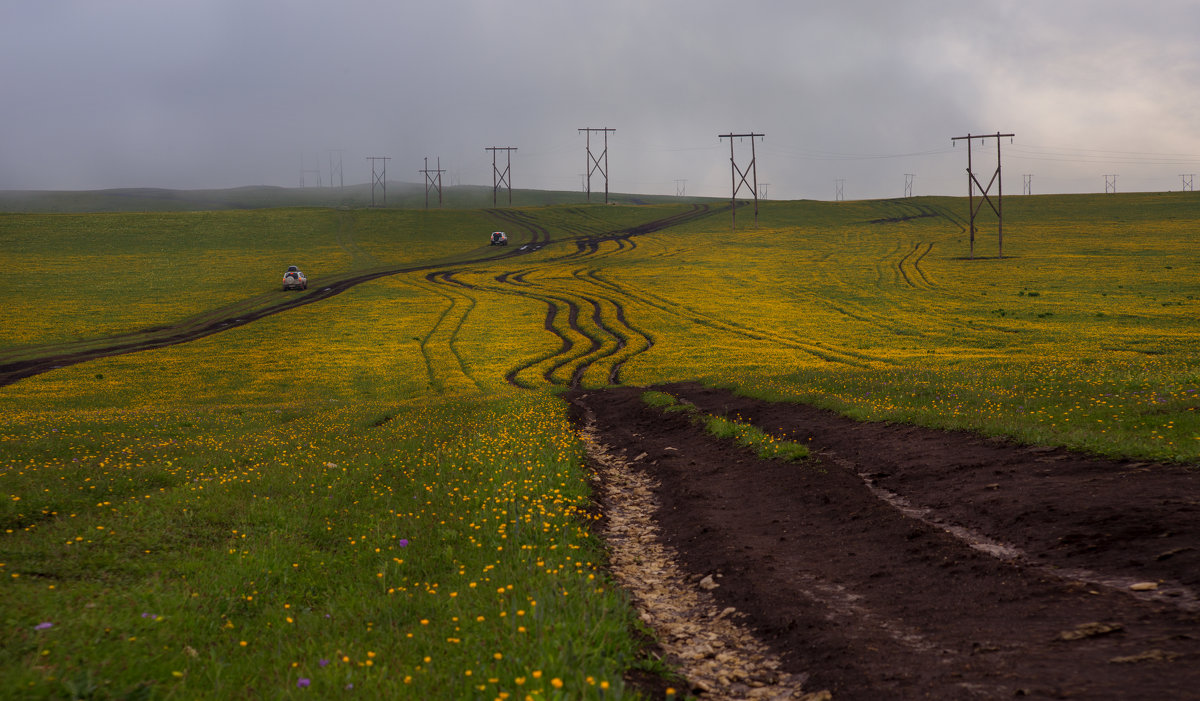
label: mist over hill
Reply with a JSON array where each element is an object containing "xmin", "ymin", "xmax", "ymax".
[{"xmin": 0, "ymin": 183, "xmax": 714, "ymax": 213}]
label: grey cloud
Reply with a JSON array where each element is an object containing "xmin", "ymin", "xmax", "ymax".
[{"xmin": 2, "ymin": 0, "xmax": 1198, "ymax": 197}]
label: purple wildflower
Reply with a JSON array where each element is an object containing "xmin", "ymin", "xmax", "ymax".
[
  {"xmin": 398, "ymin": 539, "xmax": 409, "ymax": 547},
  {"xmin": 35, "ymin": 622, "xmax": 53, "ymax": 630},
  {"xmin": 297, "ymin": 678, "xmax": 311, "ymax": 688},
  {"xmin": 318, "ymin": 658, "xmax": 330, "ymax": 667}
]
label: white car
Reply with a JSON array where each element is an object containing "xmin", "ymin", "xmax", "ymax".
[
  {"xmin": 490, "ymin": 231, "xmax": 508, "ymax": 246},
  {"xmin": 282, "ymin": 265, "xmax": 308, "ymax": 291}
]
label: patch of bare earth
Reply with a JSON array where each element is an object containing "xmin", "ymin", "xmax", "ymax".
[
  {"xmin": 568, "ymin": 384, "xmax": 1200, "ymax": 701},
  {"xmin": 575, "ymin": 400, "xmax": 829, "ymax": 701}
]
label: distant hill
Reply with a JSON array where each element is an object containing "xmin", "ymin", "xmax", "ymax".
[{"xmin": 0, "ymin": 183, "xmax": 713, "ymax": 213}]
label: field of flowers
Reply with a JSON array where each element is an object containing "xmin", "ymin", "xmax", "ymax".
[
  {"xmin": 1, "ymin": 394, "xmax": 646, "ymax": 699},
  {"xmin": 1, "ymin": 192, "xmax": 1197, "ymax": 698}
]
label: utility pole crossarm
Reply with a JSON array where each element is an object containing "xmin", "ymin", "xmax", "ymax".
[{"xmin": 951, "ymin": 133, "xmax": 1015, "ymax": 142}]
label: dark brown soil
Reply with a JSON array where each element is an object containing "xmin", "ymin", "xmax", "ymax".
[{"xmin": 567, "ymin": 383, "xmax": 1200, "ymax": 700}]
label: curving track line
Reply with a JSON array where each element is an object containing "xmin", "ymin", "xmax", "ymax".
[
  {"xmin": 892, "ymin": 242, "xmax": 937, "ymax": 291},
  {"xmin": 911, "ymin": 242, "xmax": 936, "ymax": 288},
  {"xmin": 414, "ymin": 271, "xmax": 486, "ymax": 393},
  {"xmin": 570, "ymin": 268, "xmax": 655, "ymax": 385},
  {"xmin": 874, "ymin": 240, "xmax": 903, "ymax": 288}
]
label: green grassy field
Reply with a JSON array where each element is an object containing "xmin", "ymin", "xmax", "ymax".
[{"xmin": 1, "ymin": 192, "xmax": 1197, "ymax": 699}]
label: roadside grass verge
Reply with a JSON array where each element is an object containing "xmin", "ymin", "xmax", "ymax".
[{"xmin": 726, "ymin": 352, "xmax": 1200, "ymax": 464}]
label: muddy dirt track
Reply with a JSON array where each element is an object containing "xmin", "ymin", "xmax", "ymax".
[{"xmin": 568, "ymin": 383, "xmax": 1200, "ymax": 700}]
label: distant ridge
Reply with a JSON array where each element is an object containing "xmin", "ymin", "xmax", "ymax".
[{"xmin": 0, "ymin": 183, "xmax": 712, "ymax": 213}]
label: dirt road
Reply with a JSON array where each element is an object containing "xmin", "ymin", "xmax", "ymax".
[{"xmin": 568, "ymin": 384, "xmax": 1200, "ymax": 700}]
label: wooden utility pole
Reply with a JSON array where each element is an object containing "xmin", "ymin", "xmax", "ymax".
[
  {"xmin": 951, "ymin": 132, "xmax": 1014, "ymax": 259},
  {"xmin": 366, "ymin": 156, "xmax": 390, "ymax": 207},
  {"xmin": 420, "ymin": 157, "xmax": 445, "ymax": 208},
  {"xmin": 579, "ymin": 127, "xmax": 615, "ymax": 203},
  {"xmin": 719, "ymin": 132, "xmax": 764, "ymax": 230},
  {"xmin": 300, "ymin": 153, "xmax": 321, "ymax": 188},
  {"xmin": 328, "ymin": 150, "xmax": 344, "ymax": 190},
  {"xmin": 486, "ymin": 147, "xmax": 517, "ymax": 206}
]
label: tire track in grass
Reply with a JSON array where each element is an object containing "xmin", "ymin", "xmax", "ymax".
[
  {"xmin": 925, "ymin": 202, "xmax": 969, "ymax": 234},
  {"xmin": 894, "ymin": 240, "xmax": 939, "ymax": 291},
  {"xmin": 867, "ymin": 201, "xmax": 948, "ymax": 291},
  {"xmin": 418, "ymin": 270, "xmax": 486, "ymax": 393},
  {"xmin": 475, "ymin": 267, "xmax": 585, "ymax": 388},
  {"xmin": 478, "ymin": 265, "xmax": 646, "ymax": 388},
  {"xmin": 484, "ymin": 208, "xmax": 723, "ymax": 387},
  {"xmin": 911, "ymin": 241, "xmax": 937, "ymax": 288},
  {"xmin": 874, "ymin": 240, "xmax": 903, "ymax": 288},
  {"xmin": 895, "ymin": 243, "xmax": 921, "ymax": 289},
  {"xmin": 452, "ymin": 204, "xmax": 710, "ymax": 387},
  {"xmin": 546, "ymin": 203, "xmax": 715, "ymax": 264},
  {"xmin": 581, "ymin": 268, "xmax": 889, "ymax": 368},
  {"xmin": 583, "ymin": 268, "xmax": 881, "ymax": 367},
  {"xmin": 405, "ymin": 276, "xmax": 451, "ymax": 391},
  {"xmin": 551, "ymin": 229, "xmax": 638, "ymax": 263},
  {"xmin": 798, "ymin": 248, "xmax": 932, "ymax": 340},
  {"xmin": 569, "ymin": 268, "xmax": 655, "ymax": 385},
  {"xmin": 534, "ymin": 244, "xmax": 658, "ymax": 386},
  {"xmin": 569, "ymin": 290, "xmax": 642, "ymax": 387},
  {"xmin": 489, "ymin": 278, "xmax": 605, "ymax": 388},
  {"xmin": 607, "ymin": 293, "xmax": 654, "ymax": 385},
  {"xmin": 811, "ymin": 296, "xmax": 928, "ymax": 340},
  {"xmin": 393, "ymin": 272, "xmax": 480, "ymax": 394},
  {"xmin": 502, "ymin": 295, "xmax": 571, "ymax": 389},
  {"xmin": 516, "ymin": 207, "xmax": 717, "ymax": 384},
  {"xmin": 559, "ymin": 222, "xmax": 885, "ymax": 368},
  {"xmin": 549, "ymin": 296, "xmax": 602, "ymax": 386}
]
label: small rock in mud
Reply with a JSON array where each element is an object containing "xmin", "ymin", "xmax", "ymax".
[
  {"xmin": 1057, "ymin": 622, "xmax": 1124, "ymax": 641},
  {"xmin": 1110, "ymin": 648, "xmax": 1179, "ymax": 664}
]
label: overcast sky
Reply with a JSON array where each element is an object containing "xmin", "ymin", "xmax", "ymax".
[{"xmin": 3, "ymin": 0, "xmax": 1199, "ymax": 199}]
